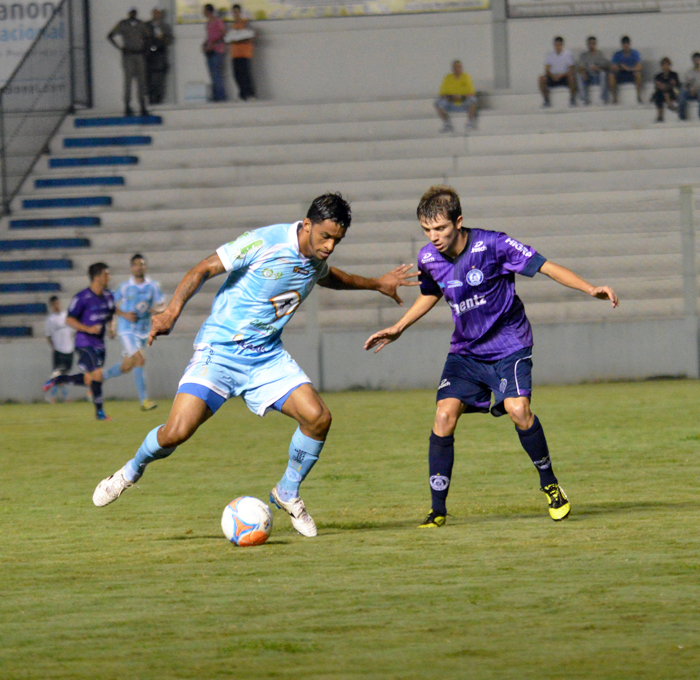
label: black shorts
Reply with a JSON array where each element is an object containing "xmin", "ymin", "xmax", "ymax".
[
  {"xmin": 76, "ymin": 346, "xmax": 106, "ymax": 373},
  {"xmin": 436, "ymin": 346, "xmax": 533, "ymax": 418},
  {"xmin": 546, "ymin": 75, "xmax": 570, "ymax": 88},
  {"xmin": 615, "ymin": 71, "xmax": 636, "ymax": 84},
  {"xmin": 52, "ymin": 350, "xmax": 74, "ymax": 373}
]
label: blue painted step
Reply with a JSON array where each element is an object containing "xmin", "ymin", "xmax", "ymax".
[
  {"xmin": 0, "ymin": 238, "xmax": 90, "ymax": 251},
  {"xmin": 0, "ymin": 259, "xmax": 72, "ymax": 272},
  {"xmin": 0, "ymin": 282, "xmax": 61, "ymax": 293},
  {"xmin": 0, "ymin": 326, "xmax": 32, "ymax": 338},
  {"xmin": 36, "ymin": 176, "xmax": 124, "ymax": 188},
  {"xmin": 50, "ymin": 156, "xmax": 138, "ymax": 168},
  {"xmin": 64, "ymin": 136, "xmax": 152, "ymax": 148},
  {"xmin": 23, "ymin": 196, "xmax": 112, "ymax": 209},
  {"xmin": 75, "ymin": 115, "xmax": 162, "ymax": 127},
  {"xmin": 0, "ymin": 303, "xmax": 47, "ymax": 315},
  {"xmin": 10, "ymin": 216, "xmax": 101, "ymax": 229}
]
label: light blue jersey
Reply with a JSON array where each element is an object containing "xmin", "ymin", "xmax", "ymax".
[
  {"xmin": 195, "ymin": 222, "xmax": 329, "ymax": 352},
  {"xmin": 113, "ymin": 277, "xmax": 165, "ymax": 337}
]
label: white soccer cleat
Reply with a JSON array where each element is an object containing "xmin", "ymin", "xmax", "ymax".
[
  {"xmin": 269, "ymin": 486, "xmax": 317, "ymax": 537},
  {"xmin": 93, "ymin": 467, "xmax": 134, "ymax": 507}
]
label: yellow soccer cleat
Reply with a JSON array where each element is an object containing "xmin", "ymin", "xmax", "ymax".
[
  {"xmin": 140, "ymin": 399, "xmax": 158, "ymax": 411},
  {"xmin": 541, "ymin": 483, "xmax": 571, "ymax": 521},
  {"xmin": 418, "ymin": 510, "xmax": 447, "ymax": 528}
]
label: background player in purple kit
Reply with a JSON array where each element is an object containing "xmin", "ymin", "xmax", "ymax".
[
  {"xmin": 365, "ymin": 185, "xmax": 619, "ymax": 527},
  {"xmin": 44, "ymin": 263, "xmax": 118, "ymax": 421}
]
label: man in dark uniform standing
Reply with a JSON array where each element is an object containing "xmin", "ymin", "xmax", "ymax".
[{"xmin": 108, "ymin": 8, "xmax": 151, "ymax": 117}]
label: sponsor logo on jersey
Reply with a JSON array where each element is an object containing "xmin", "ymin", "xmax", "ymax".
[
  {"xmin": 270, "ymin": 291, "xmax": 301, "ymax": 319},
  {"xmin": 250, "ymin": 320, "xmax": 277, "ymax": 335},
  {"xmin": 499, "ymin": 378, "xmax": 508, "ymax": 393},
  {"xmin": 505, "ymin": 237, "xmax": 533, "ymax": 258},
  {"xmin": 421, "ymin": 253, "xmax": 435, "ymax": 263},
  {"xmin": 450, "ymin": 294, "xmax": 486, "ymax": 316},
  {"xmin": 232, "ymin": 238, "xmax": 263, "ymax": 260},
  {"xmin": 466, "ymin": 268, "xmax": 484, "ymax": 286},
  {"xmin": 438, "ymin": 379, "xmax": 451, "ymax": 389},
  {"xmin": 430, "ymin": 474, "xmax": 450, "ymax": 491},
  {"xmin": 447, "ymin": 280, "xmax": 463, "ymax": 288},
  {"xmin": 471, "ymin": 240, "xmax": 487, "ymax": 253},
  {"xmin": 293, "ymin": 266, "xmax": 310, "ymax": 275},
  {"xmin": 261, "ymin": 268, "xmax": 283, "ymax": 280}
]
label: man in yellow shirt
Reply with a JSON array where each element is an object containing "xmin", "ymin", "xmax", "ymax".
[{"xmin": 435, "ymin": 60, "xmax": 478, "ymax": 132}]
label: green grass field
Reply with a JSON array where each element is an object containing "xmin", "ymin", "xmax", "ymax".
[{"xmin": 2, "ymin": 381, "xmax": 700, "ymax": 679}]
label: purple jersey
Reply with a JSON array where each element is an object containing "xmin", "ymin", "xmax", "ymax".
[
  {"xmin": 418, "ymin": 229, "xmax": 546, "ymax": 360},
  {"xmin": 67, "ymin": 287, "xmax": 115, "ymax": 350}
]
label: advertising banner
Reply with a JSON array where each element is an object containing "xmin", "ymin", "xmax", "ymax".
[
  {"xmin": 507, "ymin": 0, "xmax": 700, "ymax": 18},
  {"xmin": 176, "ymin": 0, "xmax": 490, "ymax": 23}
]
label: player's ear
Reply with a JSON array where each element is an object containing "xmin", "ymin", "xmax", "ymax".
[{"xmin": 454, "ymin": 215, "xmax": 464, "ymax": 230}]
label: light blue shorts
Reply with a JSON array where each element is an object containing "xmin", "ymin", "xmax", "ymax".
[
  {"xmin": 435, "ymin": 95, "xmax": 478, "ymax": 113},
  {"xmin": 177, "ymin": 343, "xmax": 311, "ymax": 417},
  {"xmin": 119, "ymin": 331, "xmax": 148, "ymax": 358}
]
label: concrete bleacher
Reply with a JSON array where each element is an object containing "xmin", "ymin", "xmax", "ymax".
[{"xmin": 0, "ymin": 92, "xmax": 698, "ymax": 340}]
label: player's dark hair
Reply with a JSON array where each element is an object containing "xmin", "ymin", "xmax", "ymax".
[
  {"xmin": 621, "ymin": 35, "xmax": 630, "ymax": 44},
  {"xmin": 48, "ymin": 295, "xmax": 59, "ymax": 304},
  {"xmin": 306, "ymin": 192, "xmax": 352, "ymax": 230},
  {"xmin": 204, "ymin": 3, "xmax": 214, "ymax": 12},
  {"xmin": 587, "ymin": 36, "xmax": 597, "ymax": 42},
  {"xmin": 130, "ymin": 253, "xmax": 145, "ymax": 264},
  {"xmin": 232, "ymin": 3, "xmax": 241, "ymax": 9},
  {"xmin": 661, "ymin": 56, "xmax": 671, "ymax": 66},
  {"xmin": 694, "ymin": 52, "xmax": 700, "ymax": 59},
  {"xmin": 88, "ymin": 262, "xmax": 109, "ymax": 280},
  {"xmin": 554, "ymin": 36, "xmax": 563, "ymax": 43},
  {"xmin": 416, "ymin": 185, "xmax": 462, "ymax": 226}
]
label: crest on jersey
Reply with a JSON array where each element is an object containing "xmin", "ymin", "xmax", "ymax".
[
  {"xmin": 270, "ymin": 291, "xmax": 301, "ymax": 319},
  {"xmin": 499, "ymin": 378, "xmax": 508, "ymax": 393},
  {"xmin": 466, "ymin": 268, "xmax": 484, "ymax": 286}
]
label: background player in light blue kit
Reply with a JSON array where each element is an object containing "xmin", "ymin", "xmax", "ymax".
[
  {"xmin": 102, "ymin": 254, "xmax": 166, "ymax": 411},
  {"xmin": 93, "ymin": 194, "xmax": 418, "ymax": 537}
]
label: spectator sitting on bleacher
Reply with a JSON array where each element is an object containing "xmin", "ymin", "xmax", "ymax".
[
  {"xmin": 609, "ymin": 36, "xmax": 643, "ymax": 104},
  {"xmin": 539, "ymin": 36, "xmax": 576, "ymax": 108},
  {"xmin": 678, "ymin": 52, "xmax": 700, "ymax": 121},
  {"xmin": 652, "ymin": 57, "xmax": 680, "ymax": 123},
  {"xmin": 577, "ymin": 36, "xmax": 610, "ymax": 105},
  {"xmin": 435, "ymin": 60, "xmax": 478, "ymax": 133}
]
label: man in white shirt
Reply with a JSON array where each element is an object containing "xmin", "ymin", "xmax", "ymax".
[
  {"xmin": 539, "ymin": 36, "xmax": 576, "ymax": 107},
  {"xmin": 45, "ymin": 296, "xmax": 76, "ymax": 403}
]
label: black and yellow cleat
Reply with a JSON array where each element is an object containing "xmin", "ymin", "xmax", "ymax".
[
  {"xmin": 541, "ymin": 483, "xmax": 571, "ymax": 521},
  {"xmin": 418, "ymin": 510, "xmax": 447, "ymax": 528}
]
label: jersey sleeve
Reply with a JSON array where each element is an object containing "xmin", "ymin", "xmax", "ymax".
[
  {"xmin": 67, "ymin": 293, "xmax": 85, "ymax": 321},
  {"xmin": 496, "ymin": 233, "xmax": 547, "ymax": 278},
  {"xmin": 152, "ymin": 281, "xmax": 165, "ymax": 305},
  {"xmin": 418, "ymin": 260, "xmax": 442, "ymax": 297},
  {"xmin": 217, "ymin": 230, "xmax": 266, "ymax": 272}
]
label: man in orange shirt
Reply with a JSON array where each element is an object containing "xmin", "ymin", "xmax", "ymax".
[
  {"xmin": 435, "ymin": 60, "xmax": 478, "ymax": 133},
  {"xmin": 227, "ymin": 4, "xmax": 256, "ymax": 101}
]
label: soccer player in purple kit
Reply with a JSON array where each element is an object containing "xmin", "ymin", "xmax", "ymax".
[
  {"xmin": 43, "ymin": 263, "xmax": 119, "ymax": 421},
  {"xmin": 365, "ymin": 186, "xmax": 619, "ymax": 527}
]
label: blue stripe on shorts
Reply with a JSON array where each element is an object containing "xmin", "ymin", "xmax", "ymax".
[{"xmin": 177, "ymin": 382, "xmax": 227, "ymax": 414}]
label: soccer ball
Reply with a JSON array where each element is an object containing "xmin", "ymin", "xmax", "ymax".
[{"xmin": 221, "ymin": 496, "xmax": 273, "ymax": 546}]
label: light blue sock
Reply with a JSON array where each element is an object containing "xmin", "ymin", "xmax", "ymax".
[
  {"xmin": 276, "ymin": 427, "xmax": 325, "ymax": 501},
  {"xmin": 103, "ymin": 363, "xmax": 124, "ymax": 381},
  {"xmin": 124, "ymin": 425, "xmax": 176, "ymax": 482},
  {"xmin": 133, "ymin": 366, "xmax": 147, "ymax": 402}
]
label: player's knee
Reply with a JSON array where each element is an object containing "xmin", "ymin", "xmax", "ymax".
[
  {"xmin": 506, "ymin": 401, "xmax": 533, "ymax": 429},
  {"xmin": 304, "ymin": 404, "xmax": 332, "ymax": 438},
  {"xmin": 434, "ymin": 408, "xmax": 459, "ymax": 435},
  {"xmin": 159, "ymin": 420, "xmax": 196, "ymax": 448}
]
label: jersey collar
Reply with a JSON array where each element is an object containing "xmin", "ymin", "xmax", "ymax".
[{"xmin": 442, "ymin": 229, "xmax": 473, "ymax": 264}]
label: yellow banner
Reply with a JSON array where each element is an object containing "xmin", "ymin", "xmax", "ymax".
[{"xmin": 176, "ymin": 0, "xmax": 489, "ymax": 22}]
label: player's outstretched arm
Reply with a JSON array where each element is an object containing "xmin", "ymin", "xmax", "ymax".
[
  {"xmin": 317, "ymin": 264, "xmax": 419, "ymax": 305},
  {"xmin": 148, "ymin": 253, "xmax": 226, "ymax": 345},
  {"xmin": 539, "ymin": 260, "xmax": 619, "ymax": 308},
  {"xmin": 364, "ymin": 293, "xmax": 441, "ymax": 353}
]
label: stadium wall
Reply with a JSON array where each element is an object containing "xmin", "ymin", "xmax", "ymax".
[{"xmin": 2, "ymin": 318, "xmax": 696, "ymax": 402}]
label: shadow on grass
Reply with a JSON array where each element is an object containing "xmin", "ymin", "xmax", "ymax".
[
  {"xmin": 574, "ymin": 499, "xmax": 698, "ymax": 516},
  {"xmin": 157, "ymin": 534, "xmax": 294, "ymax": 545}
]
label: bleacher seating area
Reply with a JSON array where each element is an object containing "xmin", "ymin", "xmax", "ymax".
[{"xmin": 1, "ymin": 87, "xmax": 699, "ymax": 339}]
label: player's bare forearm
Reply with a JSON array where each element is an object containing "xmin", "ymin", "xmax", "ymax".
[
  {"xmin": 65, "ymin": 316, "xmax": 101, "ymax": 335},
  {"xmin": 318, "ymin": 264, "xmax": 419, "ymax": 305},
  {"xmin": 540, "ymin": 260, "xmax": 619, "ymax": 307},
  {"xmin": 364, "ymin": 293, "xmax": 441, "ymax": 353},
  {"xmin": 149, "ymin": 253, "xmax": 225, "ymax": 345}
]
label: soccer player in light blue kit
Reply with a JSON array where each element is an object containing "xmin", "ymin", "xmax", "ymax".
[
  {"xmin": 93, "ymin": 194, "xmax": 418, "ymax": 537},
  {"xmin": 102, "ymin": 254, "xmax": 166, "ymax": 411}
]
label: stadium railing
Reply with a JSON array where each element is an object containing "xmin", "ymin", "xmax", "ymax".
[{"xmin": 0, "ymin": 0, "xmax": 92, "ymax": 216}]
